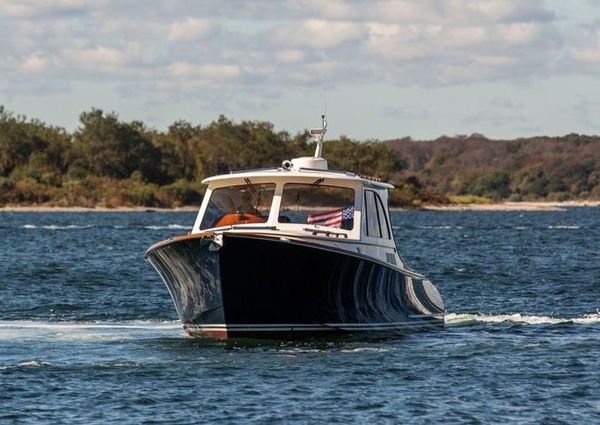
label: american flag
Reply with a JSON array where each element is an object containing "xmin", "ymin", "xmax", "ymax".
[{"xmin": 307, "ymin": 206, "xmax": 354, "ymax": 228}]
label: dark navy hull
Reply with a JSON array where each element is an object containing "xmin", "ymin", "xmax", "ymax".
[{"xmin": 146, "ymin": 234, "xmax": 445, "ymax": 338}]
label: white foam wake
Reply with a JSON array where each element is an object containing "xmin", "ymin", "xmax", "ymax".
[
  {"xmin": 0, "ymin": 320, "xmax": 182, "ymax": 341},
  {"xmin": 143, "ymin": 224, "xmax": 191, "ymax": 230},
  {"xmin": 22, "ymin": 224, "xmax": 95, "ymax": 230},
  {"xmin": 21, "ymin": 224, "xmax": 191, "ymax": 230},
  {"xmin": 445, "ymin": 312, "xmax": 600, "ymax": 326},
  {"xmin": 548, "ymin": 225, "xmax": 580, "ymax": 229}
]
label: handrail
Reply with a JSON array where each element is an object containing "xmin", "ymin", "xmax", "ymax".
[{"xmin": 302, "ymin": 227, "xmax": 348, "ymax": 238}]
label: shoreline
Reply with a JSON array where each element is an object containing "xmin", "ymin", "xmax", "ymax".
[
  {"xmin": 0, "ymin": 206, "xmax": 199, "ymax": 212},
  {"xmin": 1, "ymin": 201, "xmax": 599, "ymax": 212},
  {"xmin": 415, "ymin": 201, "xmax": 600, "ymax": 212}
]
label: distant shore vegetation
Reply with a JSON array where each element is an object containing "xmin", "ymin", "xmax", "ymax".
[{"xmin": 1, "ymin": 106, "xmax": 599, "ymax": 208}]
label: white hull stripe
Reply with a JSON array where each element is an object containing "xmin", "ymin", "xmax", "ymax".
[{"xmin": 185, "ymin": 321, "xmax": 444, "ymax": 332}]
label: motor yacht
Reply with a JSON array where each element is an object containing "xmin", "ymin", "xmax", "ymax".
[{"xmin": 145, "ymin": 117, "xmax": 445, "ymax": 338}]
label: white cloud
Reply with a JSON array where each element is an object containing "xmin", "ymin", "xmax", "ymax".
[
  {"xmin": 290, "ymin": 0, "xmax": 358, "ymax": 20},
  {"xmin": 73, "ymin": 46, "xmax": 124, "ymax": 66},
  {"xmin": 0, "ymin": 0, "xmax": 593, "ymax": 114},
  {"xmin": 364, "ymin": 23, "xmax": 427, "ymax": 60},
  {"xmin": 167, "ymin": 62, "xmax": 241, "ymax": 80},
  {"xmin": 440, "ymin": 26, "xmax": 487, "ymax": 47},
  {"xmin": 278, "ymin": 19, "xmax": 364, "ymax": 48},
  {"xmin": 167, "ymin": 17, "xmax": 216, "ymax": 41},
  {"xmin": 568, "ymin": 30, "xmax": 600, "ymax": 64},
  {"xmin": 21, "ymin": 54, "xmax": 48, "ymax": 72},
  {"xmin": 570, "ymin": 47, "xmax": 600, "ymax": 63},
  {"xmin": 495, "ymin": 23, "xmax": 541, "ymax": 45},
  {"xmin": 276, "ymin": 49, "xmax": 306, "ymax": 64},
  {"xmin": 0, "ymin": 0, "xmax": 103, "ymax": 18},
  {"xmin": 1, "ymin": 0, "xmax": 563, "ymax": 91}
]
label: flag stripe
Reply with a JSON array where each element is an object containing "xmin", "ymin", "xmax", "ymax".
[
  {"xmin": 307, "ymin": 206, "xmax": 354, "ymax": 228},
  {"xmin": 308, "ymin": 208, "xmax": 343, "ymax": 219}
]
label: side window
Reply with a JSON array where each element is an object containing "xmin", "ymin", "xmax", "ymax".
[
  {"xmin": 374, "ymin": 193, "xmax": 391, "ymax": 239},
  {"xmin": 365, "ymin": 190, "xmax": 391, "ymax": 239},
  {"xmin": 364, "ymin": 190, "xmax": 381, "ymax": 238}
]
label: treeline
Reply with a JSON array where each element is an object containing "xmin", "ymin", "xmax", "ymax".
[
  {"xmin": 0, "ymin": 107, "xmax": 409, "ymax": 207},
  {"xmin": 0, "ymin": 106, "xmax": 599, "ymax": 208},
  {"xmin": 387, "ymin": 134, "xmax": 600, "ymax": 203}
]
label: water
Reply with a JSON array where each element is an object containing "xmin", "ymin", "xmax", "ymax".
[{"xmin": 1, "ymin": 209, "xmax": 599, "ymax": 423}]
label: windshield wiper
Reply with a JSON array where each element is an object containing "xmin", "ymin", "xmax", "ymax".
[
  {"xmin": 244, "ymin": 178, "xmax": 261, "ymax": 208},
  {"xmin": 294, "ymin": 178, "xmax": 324, "ymax": 203}
]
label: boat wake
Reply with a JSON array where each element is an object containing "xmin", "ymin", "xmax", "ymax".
[
  {"xmin": 1, "ymin": 313, "xmax": 598, "ymax": 342},
  {"xmin": 445, "ymin": 312, "xmax": 600, "ymax": 326},
  {"xmin": 0, "ymin": 320, "xmax": 182, "ymax": 341},
  {"xmin": 19, "ymin": 224, "xmax": 191, "ymax": 230}
]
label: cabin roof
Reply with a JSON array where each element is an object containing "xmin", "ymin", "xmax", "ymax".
[{"xmin": 201, "ymin": 167, "xmax": 394, "ymax": 189}]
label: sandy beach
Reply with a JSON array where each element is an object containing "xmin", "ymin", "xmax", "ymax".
[{"xmin": 417, "ymin": 201, "xmax": 600, "ymax": 211}]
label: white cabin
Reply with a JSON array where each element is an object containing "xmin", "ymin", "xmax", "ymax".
[{"xmin": 190, "ymin": 156, "xmax": 408, "ymax": 271}]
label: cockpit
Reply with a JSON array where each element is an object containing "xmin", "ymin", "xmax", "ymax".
[
  {"xmin": 192, "ymin": 173, "xmax": 394, "ymax": 244},
  {"xmin": 198, "ymin": 179, "xmax": 355, "ymax": 230}
]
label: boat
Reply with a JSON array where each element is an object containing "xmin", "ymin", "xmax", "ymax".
[{"xmin": 145, "ymin": 117, "xmax": 445, "ymax": 338}]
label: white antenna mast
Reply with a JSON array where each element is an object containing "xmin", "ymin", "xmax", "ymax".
[{"xmin": 310, "ymin": 115, "xmax": 327, "ymax": 158}]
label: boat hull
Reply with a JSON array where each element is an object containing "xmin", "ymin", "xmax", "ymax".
[{"xmin": 146, "ymin": 234, "xmax": 445, "ymax": 339}]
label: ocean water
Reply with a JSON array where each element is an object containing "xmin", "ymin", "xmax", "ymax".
[{"xmin": 1, "ymin": 209, "xmax": 599, "ymax": 424}]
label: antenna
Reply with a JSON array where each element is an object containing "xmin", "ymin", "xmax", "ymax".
[{"xmin": 310, "ymin": 115, "xmax": 327, "ymax": 158}]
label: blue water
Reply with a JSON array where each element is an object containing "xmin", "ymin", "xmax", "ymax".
[{"xmin": 1, "ymin": 209, "xmax": 599, "ymax": 423}]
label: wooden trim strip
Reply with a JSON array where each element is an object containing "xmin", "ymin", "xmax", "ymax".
[{"xmin": 145, "ymin": 231, "xmax": 214, "ymax": 254}]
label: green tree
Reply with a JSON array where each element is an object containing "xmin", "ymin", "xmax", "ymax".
[{"xmin": 70, "ymin": 109, "xmax": 164, "ymax": 183}]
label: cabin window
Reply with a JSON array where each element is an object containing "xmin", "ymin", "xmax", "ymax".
[
  {"xmin": 200, "ymin": 182, "xmax": 275, "ymax": 229},
  {"xmin": 279, "ymin": 183, "xmax": 355, "ymax": 230},
  {"xmin": 375, "ymin": 193, "xmax": 391, "ymax": 239},
  {"xmin": 365, "ymin": 190, "xmax": 391, "ymax": 239},
  {"xmin": 364, "ymin": 190, "xmax": 381, "ymax": 237}
]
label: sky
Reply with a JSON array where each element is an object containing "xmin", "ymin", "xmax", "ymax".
[{"xmin": 1, "ymin": 0, "xmax": 600, "ymax": 140}]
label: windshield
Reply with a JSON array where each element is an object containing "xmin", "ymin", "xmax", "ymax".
[
  {"xmin": 278, "ymin": 183, "xmax": 355, "ymax": 230},
  {"xmin": 200, "ymin": 182, "xmax": 275, "ymax": 229}
]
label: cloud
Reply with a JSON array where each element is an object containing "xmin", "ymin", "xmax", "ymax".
[
  {"xmin": 167, "ymin": 17, "xmax": 217, "ymax": 41},
  {"xmin": 20, "ymin": 54, "xmax": 48, "ymax": 72},
  {"xmin": 0, "ymin": 0, "xmax": 594, "ymax": 103},
  {"xmin": 570, "ymin": 47, "xmax": 600, "ymax": 63},
  {"xmin": 275, "ymin": 49, "xmax": 306, "ymax": 64},
  {"xmin": 66, "ymin": 46, "xmax": 125, "ymax": 68},
  {"xmin": 0, "ymin": 0, "xmax": 103, "ymax": 18},
  {"xmin": 275, "ymin": 19, "xmax": 365, "ymax": 48},
  {"xmin": 167, "ymin": 62, "xmax": 241, "ymax": 80}
]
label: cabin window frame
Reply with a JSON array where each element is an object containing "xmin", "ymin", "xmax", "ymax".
[
  {"xmin": 192, "ymin": 177, "xmax": 362, "ymax": 240},
  {"xmin": 363, "ymin": 189, "xmax": 393, "ymax": 241},
  {"xmin": 364, "ymin": 190, "xmax": 381, "ymax": 238},
  {"xmin": 277, "ymin": 182, "xmax": 356, "ymax": 231},
  {"xmin": 374, "ymin": 192, "xmax": 391, "ymax": 240},
  {"xmin": 195, "ymin": 181, "xmax": 277, "ymax": 230},
  {"xmin": 274, "ymin": 178, "xmax": 361, "ymax": 239}
]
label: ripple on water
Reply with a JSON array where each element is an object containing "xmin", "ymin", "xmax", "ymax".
[{"xmin": 1, "ymin": 210, "xmax": 600, "ymax": 423}]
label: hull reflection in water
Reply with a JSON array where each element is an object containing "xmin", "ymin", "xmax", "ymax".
[{"xmin": 146, "ymin": 234, "xmax": 444, "ymax": 339}]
